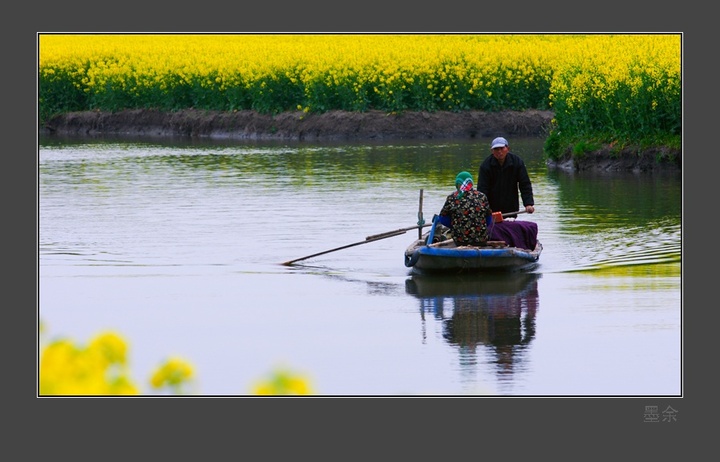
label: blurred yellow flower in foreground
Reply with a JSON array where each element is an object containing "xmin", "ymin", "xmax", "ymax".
[
  {"xmin": 150, "ymin": 357, "xmax": 196, "ymax": 394},
  {"xmin": 39, "ymin": 324, "xmax": 316, "ymax": 395},
  {"xmin": 39, "ymin": 331, "xmax": 139, "ymax": 395},
  {"xmin": 252, "ymin": 368, "xmax": 315, "ymax": 395}
]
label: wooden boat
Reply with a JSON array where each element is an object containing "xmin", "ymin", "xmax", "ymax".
[{"xmin": 404, "ymin": 221, "xmax": 542, "ymax": 273}]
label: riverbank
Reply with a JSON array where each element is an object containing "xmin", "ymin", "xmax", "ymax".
[{"xmin": 40, "ymin": 108, "xmax": 681, "ymax": 172}]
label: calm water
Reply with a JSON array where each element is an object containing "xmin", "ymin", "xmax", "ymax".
[{"xmin": 38, "ymin": 135, "xmax": 682, "ymax": 396}]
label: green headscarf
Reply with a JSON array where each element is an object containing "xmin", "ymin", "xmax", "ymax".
[{"xmin": 455, "ymin": 171, "xmax": 474, "ymax": 199}]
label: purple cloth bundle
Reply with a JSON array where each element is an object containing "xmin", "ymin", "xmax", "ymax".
[{"xmin": 488, "ymin": 220, "xmax": 538, "ymax": 250}]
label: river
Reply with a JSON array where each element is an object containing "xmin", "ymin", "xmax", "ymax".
[{"xmin": 38, "ymin": 134, "xmax": 682, "ymax": 396}]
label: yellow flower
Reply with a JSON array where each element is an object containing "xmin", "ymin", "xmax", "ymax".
[
  {"xmin": 89, "ymin": 331, "xmax": 128, "ymax": 366},
  {"xmin": 150, "ymin": 357, "xmax": 195, "ymax": 392},
  {"xmin": 251, "ymin": 368, "xmax": 315, "ymax": 395},
  {"xmin": 39, "ymin": 333, "xmax": 139, "ymax": 395}
]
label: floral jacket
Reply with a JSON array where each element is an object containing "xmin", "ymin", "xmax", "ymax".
[{"xmin": 439, "ymin": 189, "xmax": 491, "ymax": 246}]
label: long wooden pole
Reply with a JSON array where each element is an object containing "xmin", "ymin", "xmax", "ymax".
[
  {"xmin": 418, "ymin": 189, "xmax": 424, "ymax": 240},
  {"xmin": 281, "ymin": 223, "xmax": 432, "ymax": 266}
]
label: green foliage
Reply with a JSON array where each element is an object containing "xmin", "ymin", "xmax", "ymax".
[
  {"xmin": 39, "ymin": 66, "xmax": 90, "ymax": 121},
  {"xmin": 303, "ymin": 72, "xmax": 370, "ymax": 112},
  {"xmin": 547, "ymin": 61, "xmax": 680, "ymax": 159},
  {"xmin": 248, "ymin": 73, "xmax": 305, "ymax": 114},
  {"xmin": 543, "ymin": 131, "xmax": 565, "ymax": 161},
  {"xmin": 573, "ymin": 140, "xmax": 602, "ymax": 156}
]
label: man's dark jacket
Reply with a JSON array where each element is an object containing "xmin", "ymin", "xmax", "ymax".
[{"xmin": 477, "ymin": 151, "xmax": 534, "ymax": 217}]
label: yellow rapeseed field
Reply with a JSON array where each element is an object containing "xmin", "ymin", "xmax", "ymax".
[{"xmin": 38, "ymin": 34, "xmax": 681, "ymax": 156}]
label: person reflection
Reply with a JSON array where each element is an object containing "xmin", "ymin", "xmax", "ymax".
[
  {"xmin": 407, "ymin": 273, "xmax": 539, "ymax": 387},
  {"xmin": 443, "ymin": 285, "xmax": 537, "ymax": 381}
]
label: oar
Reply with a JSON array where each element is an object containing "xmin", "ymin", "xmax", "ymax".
[
  {"xmin": 281, "ymin": 209, "xmax": 531, "ymax": 266},
  {"xmin": 281, "ymin": 223, "xmax": 433, "ymax": 266}
]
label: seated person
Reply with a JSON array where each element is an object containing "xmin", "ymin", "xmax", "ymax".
[{"xmin": 436, "ymin": 171, "xmax": 491, "ymax": 247}]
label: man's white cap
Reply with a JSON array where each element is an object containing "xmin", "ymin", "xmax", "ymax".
[{"xmin": 491, "ymin": 137, "xmax": 508, "ymax": 149}]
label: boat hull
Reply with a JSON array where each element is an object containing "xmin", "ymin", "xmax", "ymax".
[{"xmin": 404, "ymin": 239, "xmax": 542, "ymax": 273}]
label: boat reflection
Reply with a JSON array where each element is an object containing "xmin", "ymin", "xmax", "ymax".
[{"xmin": 405, "ymin": 272, "xmax": 540, "ymax": 393}]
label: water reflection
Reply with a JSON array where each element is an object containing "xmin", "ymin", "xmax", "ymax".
[
  {"xmin": 39, "ymin": 135, "xmax": 546, "ymax": 190},
  {"xmin": 406, "ymin": 272, "xmax": 540, "ymax": 394},
  {"xmin": 541, "ymin": 168, "xmax": 682, "ymax": 272},
  {"xmin": 546, "ymin": 169, "xmax": 681, "ymax": 230}
]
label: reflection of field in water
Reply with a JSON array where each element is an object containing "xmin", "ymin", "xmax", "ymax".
[{"xmin": 537, "ymin": 214, "xmax": 681, "ymax": 274}]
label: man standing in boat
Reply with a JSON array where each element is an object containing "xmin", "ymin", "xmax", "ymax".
[{"xmin": 477, "ymin": 137, "xmax": 535, "ymax": 219}]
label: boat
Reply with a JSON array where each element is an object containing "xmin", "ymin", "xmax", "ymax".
[{"xmin": 404, "ymin": 219, "xmax": 542, "ymax": 273}]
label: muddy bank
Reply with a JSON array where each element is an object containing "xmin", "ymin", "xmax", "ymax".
[
  {"xmin": 547, "ymin": 146, "xmax": 682, "ymax": 173},
  {"xmin": 41, "ymin": 108, "xmax": 554, "ymax": 141},
  {"xmin": 40, "ymin": 108, "xmax": 681, "ymax": 172}
]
